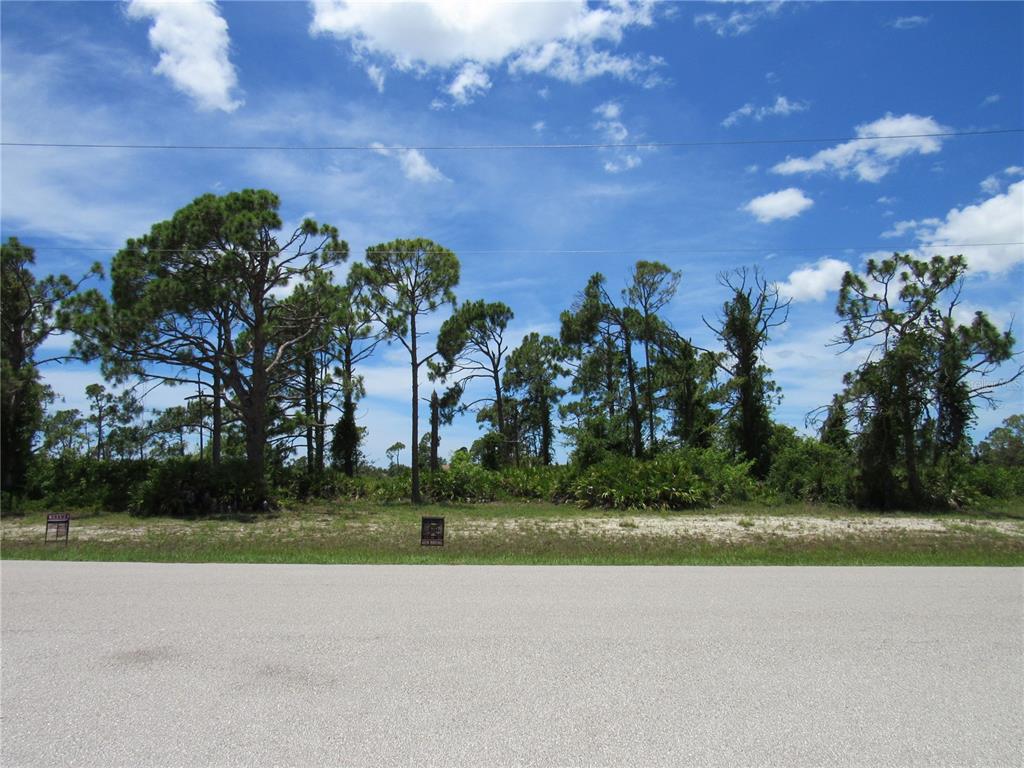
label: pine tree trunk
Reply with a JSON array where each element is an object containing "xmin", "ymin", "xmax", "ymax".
[
  {"xmin": 623, "ymin": 332, "xmax": 643, "ymax": 458},
  {"xmin": 643, "ymin": 335, "xmax": 657, "ymax": 452},
  {"xmin": 430, "ymin": 391, "xmax": 440, "ymax": 472},
  {"xmin": 410, "ymin": 313, "xmax": 421, "ymax": 504},
  {"xmin": 304, "ymin": 354, "xmax": 315, "ymax": 475},
  {"xmin": 212, "ymin": 365, "xmax": 222, "ymax": 467},
  {"xmin": 540, "ymin": 391, "xmax": 553, "ymax": 466}
]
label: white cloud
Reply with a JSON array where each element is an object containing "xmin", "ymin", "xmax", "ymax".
[
  {"xmin": 744, "ymin": 188, "xmax": 814, "ymax": 223},
  {"xmin": 370, "ymin": 143, "xmax": 448, "ymax": 183},
  {"xmin": 594, "ymin": 100, "xmax": 622, "ymax": 120},
  {"xmin": 592, "ymin": 101, "xmax": 644, "ymax": 173},
  {"xmin": 694, "ymin": 1, "xmax": 783, "ymax": 37},
  {"xmin": 365, "ymin": 63, "xmax": 385, "ymax": 92},
  {"xmin": 309, "ymin": 0, "xmax": 660, "ymax": 100},
  {"xmin": 881, "ymin": 218, "xmax": 940, "ymax": 239},
  {"xmin": 509, "ymin": 43, "xmax": 665, "ymax": 87},
  {"xmin": 399, "ymin": 148, "xmax": 447, "ymax": 183},
  {"xmin": 772, "ymin": 113, "xmax": 949, "ymax": 182},
  {"xmin": 980, "ymin": 174, "xmax": 1002, "ymax": 195},
  {"xmin": 915, "ymin": 181, "xmax": 1024, "ymax": 274},
  {"xmin": 358, "ymin": 365, "xmax": 414, "ymax": 402},
  {"xmin": 593, "ymin": 101, "xmax": 628, "ymax": 142},
  {"xmin": 887, "ymin": 15, "xmax": 930, "ymax": 30},
  {"xmin": 125, "ymin": 0, "xmax": 242, "ymax": 112},
  {"xmin": 776, "ymin": 258, "xmax": 851, "ymax": 303},
  {"xmin": 446, "ymin": 61, "xmax": 491, "ymax": 105},
  {"xmin": 532, "ymin": 120, "xmax": 545, "ymax": 133},
  {"xmin": 604, "ymin": 155, "xmax": 641, "ymax": 174},
  {"xmin": 1005, "ymin": 166, "xmax": 1024, "ymax": 177},
  {"xmin": 876, "ymin": 196, "xmax": 897, "ymax": 205},
  {"xmin": 722, "ymin": 95, "xmax": 808, "ymax": 127},
  {"xmin": 981, "ymin": 93, "xmax": 1001, "ymax": 107}
]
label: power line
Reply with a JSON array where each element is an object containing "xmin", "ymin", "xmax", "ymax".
[
  {"xmin": 21, "ymin": 242, "xmax": 1024, "ymax": 256},
  {"xmin": 2, "ymin": 128, "xmax": 1021, "ymax": 152}
]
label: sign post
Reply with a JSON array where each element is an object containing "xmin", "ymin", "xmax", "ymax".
[
  {"xmin": 420, "ymin": 516, "xmax": 445, "ymax": 547},
  {"xmin": 45, "ymin": 513, "xmax": 70, "ymax": 545}
]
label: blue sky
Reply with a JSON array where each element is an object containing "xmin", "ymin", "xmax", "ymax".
[{"xmin": 2, "ymin": 1, "xmax": 1022, "ymax": 463}]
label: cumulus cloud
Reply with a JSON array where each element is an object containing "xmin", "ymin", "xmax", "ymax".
[
  {"xmin": 722, "ymin": 95, "xmax": 808, "ymax": 127},
  {"xmin": 446, "ymin": 61, "xmax": 491, "ymax": 105},
  {"xmin": 594, "ymin": 101, "xmax": 628, "ymax": 142},
  {"xmin": 776, "ymin": 258, "xmax": 852, "ymax": 302},
  {"xmin": 126, "ymin": 0, "xmax": 242, "ymax": 112},
  {"xmin": 879, "ymin": 181, "xmax": 1024, "ymax": 273},
  {"xmin": 365, "ymin": 63, "xmax": 385, "ymax": 92},
  {"xmin": 370, "ymin": 143, "xmax": 448, "ymax": 183},
  {"xmin": 981, "ymin": 93, "xmax": 1001, "ymax": 107},
  {"xmin": 916, "ymin": 181, "xmax": 1024, "ymax": 274},
  {"xmin": 772, "ymin": 113, "xmax": 949, "ymax": 182},
  {"xmin": 532, "ymin": 120, "xmax": 545, "ymax": 133},
  {"xmin": 881, "ymin": 218, "xmax": 940, "ymax": 239},
  {"xmin": 309, "ymin": 0, "xmax": 661, "ymax": 101},
  {"xmin": 593, "ymin": 101, "xmax": 642, "ymax": 173},
  {"xmin": 694, "ymin": 1, "xmax": 783, "ymax": 37},
  {"xmin": 980, "ymin": 174, "xmax": 1002, "ymax": 195},
  {"xmin": 744, "ymin": 188, "xmax": 814, "ymax": 223},
  {"xmin": 594, "ymin": 100, "xmax": 622, "ymax": 121},
  {"xmin": 887, "ymin": 15, "xmax": 930, "ymax": 29}
]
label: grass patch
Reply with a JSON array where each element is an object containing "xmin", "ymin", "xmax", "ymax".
[{"xmin": 3, "ymin": 500, "xmax": 1023, "ymax": 566}]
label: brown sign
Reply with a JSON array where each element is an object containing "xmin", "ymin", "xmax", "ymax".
[
  {"xmin": 45, "ymin": 513, "xmax": 70, "ymax": 545},
  {"xmin": 421, "ymin": 516, "xmax": 445, "ymax": 546}
]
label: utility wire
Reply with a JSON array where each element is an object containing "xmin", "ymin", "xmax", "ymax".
[
  {"xmin": 21, "ymin": 242, "xmax": 1024, "ymax": 256},
  {"xmin": 2, "ymin": 128, "xmax": 1021, "ymax": 152}
]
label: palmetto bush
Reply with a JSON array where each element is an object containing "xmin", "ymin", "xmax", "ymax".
[
  {"xmin": 564, "ymin": 449, "xmax": 755, "ymax": 510},
  {"xmin": 497, "ymin": 465, "xmax": 570, "ymax": 499},
  {"xmin": 423, "ymin": 451, "xmax": 500, "ymax": 502}
]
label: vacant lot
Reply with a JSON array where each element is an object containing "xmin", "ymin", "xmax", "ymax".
[{"xmin": 3, "ymin": 501, "xmax": 1023, "ymax": 565}]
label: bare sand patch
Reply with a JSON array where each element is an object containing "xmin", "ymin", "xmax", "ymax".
[{"xmin": 446, "ymin": 515, "xmax": 1024, "ymax": 544}]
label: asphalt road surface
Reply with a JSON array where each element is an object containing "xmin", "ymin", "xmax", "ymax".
[{"xmin": 2, "ymin": 562, "xmax": 1021, "ymax": 767}]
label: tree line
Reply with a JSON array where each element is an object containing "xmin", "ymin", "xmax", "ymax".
[{"xmin": 2, "ymin": 188, "xmax": 1021, "ymax": 511}]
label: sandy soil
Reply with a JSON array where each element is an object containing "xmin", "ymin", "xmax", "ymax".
[
  {"xmin": 5, "ymin": 513, "xmax": 1019, "ymax": 545},
  {"xmin": 446, "ymin": 515, "xmax": 1024, "ymax": 543}
]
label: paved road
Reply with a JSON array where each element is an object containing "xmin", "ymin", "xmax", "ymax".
[{"xmin": 2, "ymin": 563, "xmax": 1021, "ymax": 767}]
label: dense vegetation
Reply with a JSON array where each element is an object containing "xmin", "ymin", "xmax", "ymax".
[{"xmin": 2, "ymin": 189, "xmax": 1021, "ymax": 517}]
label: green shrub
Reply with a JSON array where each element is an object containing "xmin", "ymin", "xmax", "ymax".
[
  {"xmin": 370, "ymin": 474, "xmax": 410, "ymax": 502},
  {"xmin": 498, "ymin": 465, "xmax": 569, "ymax": 499},
  {"xmin": 961, "ymin": 462, "xmax": 1024, "ymax": 501},
  {"xmin": 564, "ymin": 449, "xmax": 755, "ymax": 510},
  {"xmin": 767, "ymin": 437, "xmax": 854, "ymax": 504},
  {"xmin": 132, "ymin": 458, "xmax": 264, "ymax": 517},
  {"xmin": 424, "ymin": 452, "xmax": 499, "ymax": 502},
  {"xmin": 26, "ymin": 456, "xmax": 153, "ymax": 512}
]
